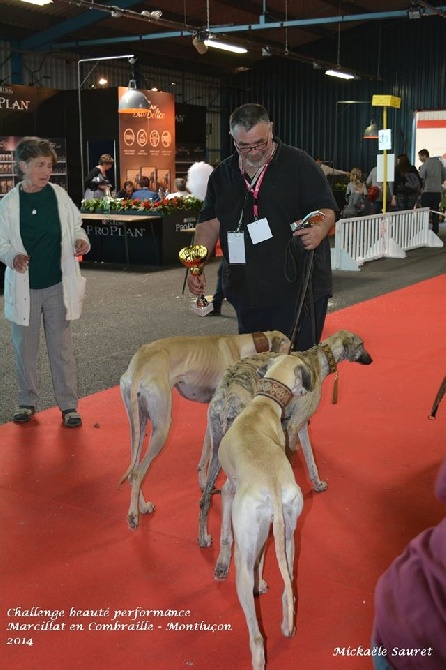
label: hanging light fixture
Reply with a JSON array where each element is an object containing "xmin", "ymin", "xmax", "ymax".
[
  {"xmin": 118, "ymin": 58, "xmax": 150, "ymax": 114},
  {"xmin": 20, "ymin": 0, "xmax": 52, "ymax": 5},
  {"xmin": 363, "ymin": 120, "xmax": 379, "ymax": 139},
  {"xmin": 325, "ymin": 19, "xmax": 356, "ymax": 80},
  {"xmin": 192, "ymin": 0, "xmax": 248, "ymax": 56}
]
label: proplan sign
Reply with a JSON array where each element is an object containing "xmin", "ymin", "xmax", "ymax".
[{"xmin": 0, "ymin": 85, "xmax": 36, "ymax": 113}]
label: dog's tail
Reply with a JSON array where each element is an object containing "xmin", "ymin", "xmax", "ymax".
[{"xmin": 271, "ymin": 489, "xmax": 296, "ymax": 636}]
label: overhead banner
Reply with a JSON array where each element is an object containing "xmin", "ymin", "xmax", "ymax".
[{"xmin": 118, "ymin": 89, "xmax": 175, "ymax": 194}]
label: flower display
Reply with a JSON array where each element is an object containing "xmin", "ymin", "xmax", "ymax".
[{"xmin": 81, "ymin": 195, "xmax": 202, "ymax": 214}]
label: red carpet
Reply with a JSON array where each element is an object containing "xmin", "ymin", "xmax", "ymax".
[{"xmin": 1, "ymin": 276, "xmax": 446, "ymax": 670}]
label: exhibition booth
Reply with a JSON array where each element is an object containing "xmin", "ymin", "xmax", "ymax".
[{"xmin": 0, "ymin": 83, "xmax": 207, "ymax": 275}]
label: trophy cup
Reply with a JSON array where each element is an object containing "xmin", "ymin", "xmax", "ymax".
[{"xmin": 179, "ymin": 244, "xmax": 214, "ymax": 316}]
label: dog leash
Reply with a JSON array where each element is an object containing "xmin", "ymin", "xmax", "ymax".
[
  {"xmin": 287, "ymin": 249, "xmax": 315, "ymax": 354},
  {"xmin": 320, "ymin": 343, "xmax": 339, "ymax": 404},
  {"xmin": 429, "ymin": 374, "xmax": 446, "ymax": 419}
]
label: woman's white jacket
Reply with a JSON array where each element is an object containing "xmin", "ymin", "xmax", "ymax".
[{"xmin": 0, "ymin": 183, "xmax": 90, "ymax": 326}]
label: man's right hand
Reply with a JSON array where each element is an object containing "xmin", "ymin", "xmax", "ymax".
[{"xmin": 187, "ymin": 270, "xmax": 206, "ymax": 296}]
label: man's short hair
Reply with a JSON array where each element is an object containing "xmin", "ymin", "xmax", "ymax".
[
  {"xmin": 139, "ymin": 176, "xmax": 150, "ymax": 188},
  {"xmin": 418, "ymin": 149, "xmax": 429, "ymax": 158},
  {"xmin": 229, "ymin": 103, "xmax": 270, "ymax": 132}
]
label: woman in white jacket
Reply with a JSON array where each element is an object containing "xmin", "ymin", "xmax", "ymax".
[{"xmin": 0, "ymin": 136, "xmax": 90, "ymax": 427}]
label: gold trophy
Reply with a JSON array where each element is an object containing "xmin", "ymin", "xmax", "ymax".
[{"xmin": 179, "ymin": 244, "xmax": 214, "ymax": 316}]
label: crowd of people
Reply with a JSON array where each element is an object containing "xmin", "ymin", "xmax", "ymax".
[{"xmin": 337, "ymin": 151, "xmax": 446, "ymax": 221}]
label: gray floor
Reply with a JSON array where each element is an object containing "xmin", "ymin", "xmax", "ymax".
[{"xmin": 1, "ymin": 231, "xmax": 445, "ymax": 425}]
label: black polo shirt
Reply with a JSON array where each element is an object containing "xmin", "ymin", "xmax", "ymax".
[{"xmin": 199, "ymin": 139, "xmax": 338, "ymax": 308}]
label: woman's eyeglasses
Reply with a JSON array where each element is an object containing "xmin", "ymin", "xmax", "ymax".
[{"xmin": 232, "ymin": 137, "xmax": 269, "ymax": 154}]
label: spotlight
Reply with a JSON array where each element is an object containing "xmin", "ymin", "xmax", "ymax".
[
  {"xmin": 110, "ymin": 9, "xmax": 122, "ymax": 18},
  {"xmin": 262, "ymin": 46, "xmax": 272, "ymax": 57},
  {"xmin": 193, "ymin": 34, "xmax": 208, "ymax": 55},
  {"xmin": 141, "ymin": 10, "xmax": 163, "ymax": 19}
]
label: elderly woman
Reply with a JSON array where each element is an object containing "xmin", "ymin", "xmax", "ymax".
[{"xmin": 0, "ymin": 136, "xmax": 90, "ymax": 427}]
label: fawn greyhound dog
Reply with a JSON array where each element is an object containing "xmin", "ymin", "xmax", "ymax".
[
  {"xmin": 215, "ymin": 354, "xmax": 313, "ymax": 670},
  {"xmin": 197, "ymin": 330, "xmax": 373, "ymax": 548},
  {"xmin": 119, "ymin": 331, "xmax": 291, "ymax": 530}
]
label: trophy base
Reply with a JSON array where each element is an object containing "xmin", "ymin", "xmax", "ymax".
[{"xmin": 192, "ymin": 299, "xmax": 214, "ymax": 317}]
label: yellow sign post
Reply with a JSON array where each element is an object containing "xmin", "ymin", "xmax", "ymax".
[{"xmin": 372, "ymin": 95, "xmax": 401, "ymax": 213}]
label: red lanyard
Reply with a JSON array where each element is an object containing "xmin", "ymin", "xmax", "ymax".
[{"xmin": 240, "ymin": 157, "xmax": 272, "ymax": 220}]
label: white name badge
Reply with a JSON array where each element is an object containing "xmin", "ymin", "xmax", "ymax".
[
  {"xmin": 228, "ymin": 231, "xmax": 246, "ymax": 264},
  {"xmin": 247, "ymin": 217, "xmax": 272, "ymax": 244}
]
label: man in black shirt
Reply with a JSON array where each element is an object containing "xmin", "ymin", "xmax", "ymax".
[{"xmin": 187, "ymin": 103, "xmax": 338, "ymax": 350}]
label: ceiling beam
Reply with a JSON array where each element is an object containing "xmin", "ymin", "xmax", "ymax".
[{"xmin": 54, "ymin": 7, "xmax": 446, "ymax": 52}]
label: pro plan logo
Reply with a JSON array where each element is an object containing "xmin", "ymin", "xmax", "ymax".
[
  {"xmin": 161, "ymin": 130, "xmax": 172, "ymax": 148},
  {"xmin": 137, "ymin": 129, "xmax": 148, "ymax": 147},
  {"xmin": 123, "ymin": 128, "xmax": 135, "ymax": 146}
]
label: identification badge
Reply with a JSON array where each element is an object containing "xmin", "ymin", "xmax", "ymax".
[
  {"xmin": 228, "ymin": 231, "xmax": 246, "ymax": 264},
  {"xmin": 247, "ymin": 217, "xmax": 272, "ymax": 244}
]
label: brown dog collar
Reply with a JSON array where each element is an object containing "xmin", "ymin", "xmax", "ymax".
[
  {"xmin": 252, "ymin": 331, "xmax": 269, "ymax": 353},
  {"xmin": 257, "ymin": 377, "xmax": 294, "ymax": 414},
  {"xmin": 321, "ymin": 343, "xmax": 337, "ymax": 374}
]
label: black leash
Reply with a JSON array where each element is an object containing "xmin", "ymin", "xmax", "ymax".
[{"xmin": 287, "ymin": 248, "xmax": 315, "ymax": 354}]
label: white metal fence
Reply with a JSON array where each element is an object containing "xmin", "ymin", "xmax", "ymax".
[{"xmin": 331, "ymin": 207, "xmax": 443, "ymax": 271}]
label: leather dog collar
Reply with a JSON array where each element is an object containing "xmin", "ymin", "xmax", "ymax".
[
  {"xmin": 257, "ymin": 377, "xmax": 294, "ymax": 414},
  {"xmin": 252, "ymin": 331, "xmax": 269, "ymax": 353},
  {"xmin": 321, "ymin": 343, "xmax": 337, "ymax": 375}
]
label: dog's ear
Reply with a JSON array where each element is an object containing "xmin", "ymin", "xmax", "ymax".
[
  {"xmin": 271, "ymin": 333, "xmax": 291, "ymax": 353},
  {"xmin": 256, "ymin": 358, "xmax": 278, "ymax": 378},
  {"xmin": 294, "ymin": 361, "xmax": 313, "ymax": 393}
]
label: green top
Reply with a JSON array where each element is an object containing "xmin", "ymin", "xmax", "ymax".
[{"xmin": 19, "ymin": 184, "xmax": 62, "ymax": 289}]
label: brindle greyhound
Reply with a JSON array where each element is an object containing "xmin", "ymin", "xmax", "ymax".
[
  {"xmin": 119, "ymin": 331, "xmax": 291, "ymax": 529},
  {"xmin": 198, "ymin": 330, "xmax": 373, "ymax": 548}
]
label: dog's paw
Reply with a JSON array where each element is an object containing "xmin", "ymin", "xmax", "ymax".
[
  {"xmin": 254, "ymin": 579, "xmax": 268, "ymax": 595},
  {"xmin": 127, "ymin": 513, "xmax": 140, "ymax": 531},
  {"xmin": 197, "ymin": 533, "xmax": 213, "ymax": 548},
  {"xmin": 214, "ymin": 563, "xmax": 229, "ymax": 580},
  {"xmin": 312, "ymin": 479, "xmax": 328, "ymax": 493},
  {"xmin": 140, "ymin": 501, "xmax": 156, "ymax": 514},
  {"xmin": 281, "ymin": 623, "xmax": 296, "ymax": 638}
]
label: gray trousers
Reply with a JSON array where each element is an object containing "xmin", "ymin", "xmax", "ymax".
[{"xmin": 10, "ymin": 282, "xmax": 78, "ymax": 412}]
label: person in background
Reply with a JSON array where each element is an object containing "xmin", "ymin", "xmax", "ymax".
[
  {"xmin": 187, "ymin": 103, "xmax": 338, "ymax": 350},
  {"xmin": 117, "ymin": 180, "xmax": 135, "ymax": 199},
  {"xmin": 343, "ymin": 167, "xmax": 367, "ymax": 218},
  {"xmin": 418, "ymin": 149, "xmax": 446, "ymax": 234},
  {"xmin": 187, "ymin": 161, "xmax": 214, "ymax": 200},
  {"xmin": 166, "ymin": 177, "xmax": 190, "ymax": 199},
  {"xmin": 84, "ymin": 153, "xmax": 114, "ymax": 200},
  {"xmin": 0, "ymin": 136, "xmax": 90, "ymax": 427},
  {"xmin": 315, "ymin": 158, "xmax": 349, "ymax": 177},
  {"xmin": 371, "ymin": 459, "xmax": 446, "ymax": 670},
  {"xmin": 131, "ymin": 176, "xmax": 159, "ymax": 201},
  {"xmin": 367, "ymin": 165, "xmax": 393, "ymax": 214},
  {"xmin": 391, "ymin": 153, "xmax": 421, "ymax": 212}
]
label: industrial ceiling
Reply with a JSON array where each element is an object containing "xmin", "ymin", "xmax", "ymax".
[{"xmin": 1, "ymin": 0, "xmax": 445, "ymax": 79}]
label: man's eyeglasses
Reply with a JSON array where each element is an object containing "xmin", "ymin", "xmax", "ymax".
[{"xmin": 232, "ymin": 137, "xmax": 270, "ymax": 154}]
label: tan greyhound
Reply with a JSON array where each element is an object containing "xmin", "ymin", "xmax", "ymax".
[
  {"xmin": 215, "ymin": 354, "xmax": 313, "ymax": 670},
  {"xmin": 119, "ymin": 331, "xmax": 291, "ymax": 529}
]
